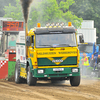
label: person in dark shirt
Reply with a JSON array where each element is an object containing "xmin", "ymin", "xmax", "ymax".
[
  {"xmin": 97, "ymin": 54, "xmax": 100, "ymax": 64},
  {"xmin": 97, "ymin": 54, "xmax": 100, "ymax": 69},
  {"xmin": 90, "ymin": 54, "xmax": 96, "ymax": 70}
]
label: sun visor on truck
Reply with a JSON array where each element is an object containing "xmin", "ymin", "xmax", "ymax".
[
  {"xmin": 34, "ymin": 28, "xmax": 49, "ymax": 34},
  {"xmin": 34, "ymin": 27, "xmax": 75, "ymax": 34},
  {"xmin": 48, "ymin": 27, "xmax": 63, "ymax": 32},
  {"xmin": 63, "ymin": 27, "xmax": 75, "ymax": 33}
]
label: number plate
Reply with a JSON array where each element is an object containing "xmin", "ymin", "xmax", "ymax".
[{"xmin": 53, "ymin": 68, "xmax": 64, "ymax": 71}]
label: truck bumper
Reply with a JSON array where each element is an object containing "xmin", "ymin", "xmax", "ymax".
[{"xmin": 32, "ymin": 67, "xmax": 80, "ymax": 78}]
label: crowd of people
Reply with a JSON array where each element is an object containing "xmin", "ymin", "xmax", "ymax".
[{"xmin": 80, "ymin": 52, "xmax": 100, "ymax": 76}]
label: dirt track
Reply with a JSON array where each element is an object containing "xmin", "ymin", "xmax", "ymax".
[{"xmin": 0, "ymin": 79, "xmax": 100, "ymax": 100}]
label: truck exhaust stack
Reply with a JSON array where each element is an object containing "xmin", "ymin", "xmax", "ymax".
[
  {"xmin": 20, "ymin": 0, "xmax": 33, "ymax": 57},
  {"xmin": 20, "ymin": 0, "xmax": 33, "ymax": 23},
  {"xmin": 20, "ymin": 0, "xmax": 33, "ymax": 34}
]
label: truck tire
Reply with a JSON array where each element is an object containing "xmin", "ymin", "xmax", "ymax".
[
  {"xmin": 27, "ymin": 66, "xmax": 37, "ymax": 86},
  {"xmin": 15, "ymin": 60, "xmax": 22, "ymax": 83},
  {"xmin": 70, "ymin": 76, "xmax": 80, "ymax": 86}
]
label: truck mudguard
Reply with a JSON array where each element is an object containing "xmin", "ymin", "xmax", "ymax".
[{"xmin": 27, "ymin": 58, "xmax": 33, "ymax": 73}]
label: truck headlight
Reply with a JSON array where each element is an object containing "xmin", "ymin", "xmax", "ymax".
[
  {"xmin": 38, "ymin": 69, "xmax": 44, "ymax": 74},
  {"xmin": 72, "ymin": 68, "xmax": 78, "ymax": 72}
]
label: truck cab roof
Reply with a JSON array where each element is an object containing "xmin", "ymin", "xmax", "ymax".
[
  {"xmin": 29, "ymin": 26, "xmax": 76, "ymax": 34},
  {"xmin": 34, "ymin": 26, "xmax": 76, "ymax": 34}
]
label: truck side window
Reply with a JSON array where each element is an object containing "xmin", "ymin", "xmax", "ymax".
[{"xmin": 31, "ymin": 35, "xmax": 34, "ymax": 47}]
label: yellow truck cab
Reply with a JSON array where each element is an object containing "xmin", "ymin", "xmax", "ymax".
[{"xmin": 15, "ymin": 23, "xmax": 80, "ymax": 86}]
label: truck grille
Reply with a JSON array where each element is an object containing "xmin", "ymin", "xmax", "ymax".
[{"xmin": 37, "ymin": 57, "xmax": 77, "ymax": 66}]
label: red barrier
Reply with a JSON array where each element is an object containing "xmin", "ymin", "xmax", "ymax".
[
  {"xmin": 9, "ymin": 53, "xmax": 16, "ymax": 61},
  {"xmin": 0, "ymin": 60, "xmax": 8, "ymax": 79}
]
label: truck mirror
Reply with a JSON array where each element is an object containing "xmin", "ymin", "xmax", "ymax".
[
  {"xmin": 31, "ymin": 43, "xmax": 34, "ymax": 47},
  {"xmin": 26, "ymin": 36, "xmax": 31, "ymax": 46},
  {"xmin": 79, "ymin": 35, "xmax": 84, "ymax": 43}
]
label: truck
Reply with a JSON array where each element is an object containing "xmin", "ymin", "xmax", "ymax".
[
  {"xmin": 0, "ymin": 20, "xmax": 24, "ymax": 79},
  {"xmin": 78, "ymin": 42, "xmax": 99, "ymax": 62},
  {"xmin": 15, "ymin": 22, "xmax": 81, "ymax": 86},
  {"xmin": 77, "ymin": 20, "xmax": 100, "ymax": 77},
  {"xmin": 78, "ymin": 42, "xmax": 100, "ymax": 77},
  {"xmin": 77, "ymin": 20, "xmax": 99, "ymax": 62},
  {"xmin": 77, "ymin": 20, "xmax": 96, "ymax": 43}
]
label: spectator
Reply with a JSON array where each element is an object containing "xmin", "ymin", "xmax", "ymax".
[
  {"xmin": 90, "ymin": 54, "xmax": 96, "ymax": 70},
  {"xmin": 97, "ymin": 54, "xmax": 100, "ymax": 64},
  {"xmin": 97, "ymin": 54, "xmax": 100, "ymax": 69},
  {"xmin": 8, "ymin": 37, "xmax": 16, "ymax": 47},
  {"xmin": 81, "ymin": 53, "xmax": 89, "ymax": 75}
]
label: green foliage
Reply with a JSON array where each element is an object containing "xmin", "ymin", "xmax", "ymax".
[
  {"xmin": 62, "ymin": 11, "xmax": 82, "ymax": 28},
  {"xmin": 37, "ymin": 0, "xmax": 61, "ymax": 23},
  {"xmin": 0, "ymin": 0, "xmax": 16, "ymax": 17},
  {"xmin": 28, "ymin": 0, "xmax": 82, "ymax": 29},
  {"xmin": 28, "ymin": 0, "xmax": 63, "ymax": 28},
  {"xmin": 3, "ymin": 0, "xmax": 83, "ymax": 30},
  {"xmin": 59, "ymin": 0, "xmax": 75, "ymax": 12},
  {"xmin": 69, "ymin": 0, "xmax": 100, "ymax": 43},
  {"xmin": 3, "ymin": 0, "xmax": 23, "ymax": 20}
]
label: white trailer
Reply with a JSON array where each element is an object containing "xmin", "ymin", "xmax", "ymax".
[
  {"xmin": 16, "ymin": 31, "xmax": 26, "ymax": 63},
  {"xmin": 77, "ymin": 20, "xmax": 96, "ymax": 43}
]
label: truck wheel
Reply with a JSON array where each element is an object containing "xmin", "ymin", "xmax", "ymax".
[
  {"xmin": 15, "ymin": 60, "xmax": 21, "ymax": 83},
  {"xmin": 70, "ymin": 76, "xmax": 80, "ymax": 86},
  {"xmin": 27, "ymin": 66, "xmax": 37, "ymax": 86}
]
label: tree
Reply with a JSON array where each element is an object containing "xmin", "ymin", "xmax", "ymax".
[
  {"xmin": 69, "ymin": 0, "xmax": 100, "ymax": 43},
  {"xmin": 59, "ymin": 0, "xmax": 75, "ymax": 13},
  {"xmin": 0, "ymin": 0, "xmax": 16, "ymax": 17},
  {"xmin": 3, "ymin": 0, "xmax": 83, "ymax": 29},
  {"xmin": 56, "ymin": 0, "xmax": 66, "ymax": 5},
  {"xmin": 29, "ymin": 0, "xmax": 82, "ymax": 28},
  {"xmin": 3, "ymin": 0, "xmax": 23, "ymax": 20},
  {"xmin": 58, "ymin": 0, "xmax": 82, "ymax": 28},
  {"xmin": 28, "ymin": 0, "xmax": 64, "ymax": 28}
]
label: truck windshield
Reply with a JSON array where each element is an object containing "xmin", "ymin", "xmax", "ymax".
[
  {"xmin": 78, "ymin": 45, "xmax": 93, "ymax": 53},
  {"xmin": 36, "ymin": 33, "xmax": 76, "ymax": 48}
]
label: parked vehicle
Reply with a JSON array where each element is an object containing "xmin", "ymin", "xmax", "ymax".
[{"xmin": 78, "ymin": 42, "xmax": 99, "ymax": 63}]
